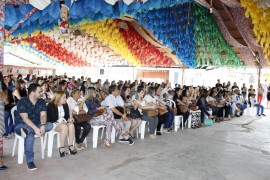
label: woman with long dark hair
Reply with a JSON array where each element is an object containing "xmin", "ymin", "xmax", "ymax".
[
  {"xmin": 79, "ymin": 81, "xmax": 88, "ymax": 97},
  {"xmin": 13, "ymin": 79, "xmax": 27, "ymax": 104},
  {"xmin": 118, "ymin": 86, "xmax": 141, "ymax": 138},
  {"xmin": 133, "ymin": 88, "xmax": 158, "ymax": 139},
  {"xmin": 197, "ymin": 89, "xmax": 214, "ymax": 124},
  {"xmin": 1, "ymin": 72, "xmax": 15, "ymax": 138}
]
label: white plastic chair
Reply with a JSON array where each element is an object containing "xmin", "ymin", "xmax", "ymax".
[
  {"xmin": 248, "ymin": 106, "xmax": 257, "ymax": 116},
  {"xmin": 174, "ymin": 115, "xmax": 183, "ymax": 131},
  {"xmin": 44, "ymin": 130, "xmax": 60, "ymax": 157},
  {"xmin": 11, "ymin": 106, "xmax": 45, "ymax": 164},
  {"xmin": 91, "ymin": 125, "xmax": 115, "ymax": 148},
  {"xmin": 45, "ymin": 127, "xmax": 88, "ymax": 157},
  {"xmin": 136, "ymin": 120, "xmax": 147, "ymax": 139}
]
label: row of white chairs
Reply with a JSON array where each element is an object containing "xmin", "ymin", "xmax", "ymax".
[{"xmin": 11, "ymin": 106, "xmax": 184, "ymax": 164}]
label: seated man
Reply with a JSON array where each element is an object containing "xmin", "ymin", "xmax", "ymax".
[
  {"xmin": 104, "ymin": 85, "xmax": 133, "ymax": 145},
  {"xmin": 14, "ymin": 83, "xmax": 53, "ymax": 170},
  {"xmin": 249, "ymin": 94, "xmax": 266, "ymax": 116}
]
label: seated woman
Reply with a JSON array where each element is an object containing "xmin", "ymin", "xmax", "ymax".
[
  {"xmin": 160, "ymin": 93, "xmax": 174, "ymax": 132},
  {"xmin": 67, "ymin": 89, "xmax": 91, "ymax": 151},
  {"xmin": 99, "ymin": 82, "xmax": 110, "ymax": 101},
  {"xmin": 174, "ymin": 88, "xmax": 189, "ymax": 127},
  {"xmin": 221, "ymin": 90, "xmax": 232, "ymax": 120},
  {"xmin": 116, "ymin": 86, "xmax": 141, "ymax": 138},
  {"xmin": 216, "ymin": 90, "xmax": 228, "ymax": 121},
  {"xmin": 144, "ymin": 87, "xmax": 166, "ymax": 135},
  {"xmin": 207, "ymin": 90, "xmax": 220, "ymax": 121},
  {"xmin": 13, "ymin": 79, "xmax": 27, "ymax": 104},
  {"xmin": 41, "ymin": 81, "xmax": 53, "ymax": 103},
  {"xmin": 85, "ymin": 87, "xmax": 128, "ymax": 148},
  {"xmin": 197, "ymin": 89, "xmax": 214, "ymax": 124},
  {"xmin": 47, "ymin": 91, "xmax": 77, "ymax": 157},
  {"xmin": 133, "ymin": 88, "xmax": 158, "ymax": 139},
  {"xmin": 182, "ymin": 88, "xmax": 201, "ymax": 128}
]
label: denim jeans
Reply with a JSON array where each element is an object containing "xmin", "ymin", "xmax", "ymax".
[
  {"xmin": 164, "ymin": 111, "xmax": 174, "ymax": 129},
  {"xmin": 254, "ymin": 104, "xmax": 264, "ymax": 115},
  {"xmin": 14, "ymin": 122, "xmax": 53, "ymax": 163},
  {"xmin": 3, "ymin": 109, "xmax": 14, "ymax": 136},
  {"xmin": 74, "ymin": 122, "xmax": 91, "ymax": 144}
]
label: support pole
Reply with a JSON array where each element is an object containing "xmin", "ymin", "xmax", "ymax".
[
  {"xmin": 0, "ymin": 1, "xmax": 5, "ymax": 70},
  {"xmin": 182, "ymin": 68, "xmax": 185, "ymax": 87}
]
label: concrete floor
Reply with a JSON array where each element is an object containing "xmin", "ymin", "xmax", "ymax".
[{"xmin": 1, "ymin": 110, "xmax": 270, "ymax": 180}]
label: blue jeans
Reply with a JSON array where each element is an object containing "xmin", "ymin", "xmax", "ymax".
[
  {"xmin": 14, "ymin": 122, "xmax": 53, "ymax": 163},
  {"xmin": 164, "ymin": 111, "xmax": 174, "ymax": 129},
  {"xmin": 254, "ymin": 104, "xmax": 264, "ymax": 115},
  {"xmin": 3, "ymin": 109, "xmax": 14, "ymax": 136}
]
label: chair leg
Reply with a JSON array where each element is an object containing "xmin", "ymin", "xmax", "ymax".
[
  {"xmin": 188, "ymin": 115, "xmax": 191, "ymax": 128},
  {"xmin": 111, "ymin": 127, "xmax": 115, "ymax": 143},
  {"xmin": 40, "ymin": 136, "xmax": 44, "ymax": 159},
  {"xmin": 57, "ymin": 133, "xmax": 60, "ymax": 148},
  {"xmin": 12, "ymin": 136, "xmax": 18, "ymax": 156},
  {"xmin": 47, "ymin": 133, "xmax": 54, "ymax": 157},
  {"xmin": 43, "ymin": 133, "xmax": 48, "ymax": 150},
  {"xmin": 140, "ymin": 121, "xmax": 146, "ymax": 139},
  {"xmin": 18, "ymin": 138, "xmax": 24, "ymax": 164},
  {"xmin": 92, "ymin": 127, "xmax": 99, "ymax": 148},
  {"xmin": 160, "ymin": 124, "xmax": 164, "ymax": 134},
  {"xmin": 83, "ymin": 138, "xmax": 87, "ymax": 148},
  {"xmin": 174, "ymin": 116, "xmax": 180, "ymax": 132},
  {"xmin": 181, "ymin": 117, "xmax": 184, "ymax": 130},
  {"xmin": 101, "ymin": 127, "xmax": 105, "ymax": 140}
]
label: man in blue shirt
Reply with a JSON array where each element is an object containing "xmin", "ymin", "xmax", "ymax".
[{"xmin": 14, "ymin": 83, "xmax": 53, "ymax": 170}]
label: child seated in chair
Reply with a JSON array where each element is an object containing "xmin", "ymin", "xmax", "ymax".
[{"xmin": 249, "ymin": 94, "xmax": 265, "ymax": 116}]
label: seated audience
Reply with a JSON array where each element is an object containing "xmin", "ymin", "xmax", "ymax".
[
  {"xmin": 132, "ymin": 88, "xmax": 158, "ymax": 138},
  {"xmin": 104, "ymin": 85, "xmax": 133, "ymax": 145},
  {"xmin": 85, "ymin": 87, "xmax": 129, "ymax": 147},
  {"xmin": 117, "ymin": 86, "xmax": 141, "ymax": 138},
  {"xmin": 13, "ymin": 79, "xmax": 27, "ymax": 104},
  {"xmin": 41, "ymin": 81, "xmax": 53, "ymax": 102},
  {"xmin": 67, "ymin": 89, "xmax": 91, "ymax": 150},
  {"xmin": 47, "ymin": 91, "xmax": 77, "ymax": 157},
  {"xmin": 14, "ymin": 84, "xmax": 53, "ymax": 170}
]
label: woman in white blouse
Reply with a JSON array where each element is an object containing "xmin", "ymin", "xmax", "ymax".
[
  {"xmin": 47, "ymin": 91, "xmax": 77, "ymax": 157},
  {"xmin": 67, "ymin": 89, "xmax": 91, "ymax": 150},
  {"xmin": 41, "ymin": 81, "xmax": 53, "ymax": 102},
  {"xmin": 132, "ymin": 88, "xmax": 158, "ymax": 139}
]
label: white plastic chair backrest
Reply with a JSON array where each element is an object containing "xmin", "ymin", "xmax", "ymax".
[
  {"xmin": 11, "ymin": 106, "xmax": 17, "ymax": 124},
  {"xmin": 168, "ymin": 99, "xmax": 176, "ymax": 108}
]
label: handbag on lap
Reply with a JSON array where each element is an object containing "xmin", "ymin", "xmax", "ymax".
[
  {"xmin": 113, "ymin": 106, "xmax": 124, "ymax": 119},
  {"xmin": 92, "ymin": 109, "xmax": 105, "ymax": 117},
  {"xmin": 73, "ymin": 110, "xmax": 91, "ymax": 123},
  {"xmin": 130, "ymin": 107, "xmax": 142, "ymax": 119}
]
